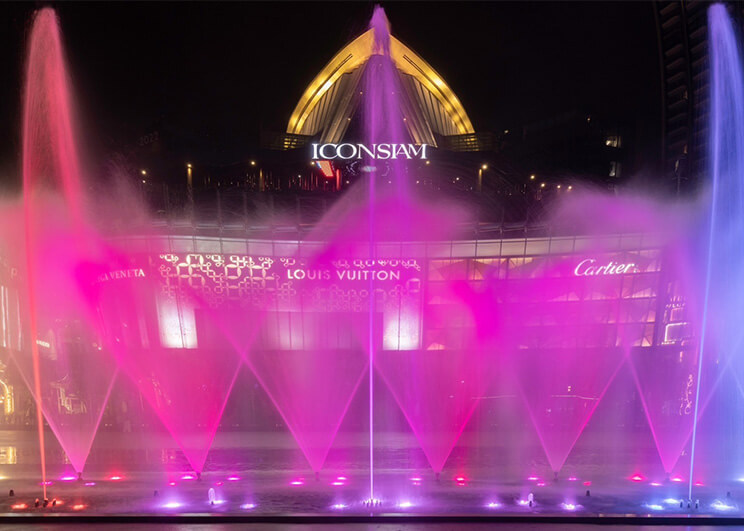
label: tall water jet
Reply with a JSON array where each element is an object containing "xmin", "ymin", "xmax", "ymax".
[
  {"xmin": 691, "ymin": 3, "xmax": 744, "ymax": 498},
  {"xmin": 19, "ymin": 7, "xmax": 118, "ymax": 486}
]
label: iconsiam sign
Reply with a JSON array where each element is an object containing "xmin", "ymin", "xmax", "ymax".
[
  {"xmin": 4, "ymin": 1, "xmax": 744, "ymax": 520},
  {"xmin": 311, "ymin": 143, "xmax": 429, "ymax": 160}
]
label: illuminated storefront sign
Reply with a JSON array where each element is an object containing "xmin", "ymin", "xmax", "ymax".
[
  {"xmin": 573, "ymin": 259, "xmax": 637, "ymax": 276},
  {"xmin": 97, "ymin": 268, "xmax": 145, "ymax": 283},
  {"xmin": 286, "ymin": 268, "xmax": 401, "ymax": 281},
  {"xmin": 311, "ymin": 143, "xmax": 429, "ymax": 160}
]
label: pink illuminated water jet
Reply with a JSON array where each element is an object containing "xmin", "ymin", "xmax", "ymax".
[{"xmin": 18, "ymin": 8, "xmax": 118, "ymax": 489}]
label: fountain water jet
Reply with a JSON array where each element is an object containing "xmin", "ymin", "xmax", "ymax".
[
  {"xmin": 690, "ymin": 3, "xmax": 744, "ymax": 499},
  {"xmin": 19, "ymin": 7, "xmax": 118, "ymax": 488}
]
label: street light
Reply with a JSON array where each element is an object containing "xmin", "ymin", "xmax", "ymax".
[
  {"xmin": 477, "ymin": 164, "xmax": 488, "ymax": 194},
  {"xmin": 530, "ymin": 174, "xmax": 536, "ymax": 180},
  {"xmin": 140, "ymin": 169, "xmax": 147, "ymax": 176},
  {"xmin": 250, "ymin": 160, "xmax": 256, "ymax": 166},
  {"xmin": 186, "ymin": 163, "xmax": 193, "ymax": 206}
]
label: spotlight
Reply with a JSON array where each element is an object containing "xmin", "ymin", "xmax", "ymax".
[
  {"xmin": 107, "ymin": 475, "xmax": 123, "ymax": 481},
  {"xmin": 331, "ymin": 503, "xmax": 347, "ymax": 510},
  {"xmin": 630, "ymin": 474, "xmax": 645, "ymax": 482},
  {"xmin": 11, "ymin": 503, "xmax": 26, "ymax": 510},
  {"xmin": 644, "ymin": 503, "xmax": 664, "ymax": 511},
  {"xmin": 290, "ymin": 479, "xmax": 304, "ymax": 486},
  {"xmin": 561, "ymin": 502, "xmax": 580, "ymax": 511},
  {"xmin": 486, "ymin": 501, "xmax": 501, "ymax": 509},
  {"xmin": 72, "ymin": 504, "xmax": 85, "ymax": 511},
  {"xmin": 60, "ymin": 475, "xmax": 76, "ymax": 482},
  {"xmin": 162, "ymin": 501, "xmax": 182, "ymax": 509},
  {"xmin": 398, "ymin": 501, "xmax": 413, "ymax": 509},
  {"xmin": 226, "ymin": 476, "xmax": 241, "ymax": 482},
  {"xmin": 241, "ymin": 503, "xmax": 256, "ymax": 510}
]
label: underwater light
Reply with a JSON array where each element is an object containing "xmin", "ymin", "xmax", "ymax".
[
  {"xmin": 670, "ymin": 475, "xmax": 684, "ymax": 482},
  {"xmin": 331, "ymin": 503, "xmax": 348, "ymax": 510},
  {"xmin": 60, "ymin": 475, "xmax": 76, "ymax": 481},
  {"xmin": 644, "ymin": 503, "xmax": 664, "ymax": 511},
  {"xmin": 527, "ymin": 475, "xmax": 539, "ymax": 481},
  {"xmin": 331, "ymin": 481, "xmax": 344, "ymax": 486},
  {"xmin": 107, "ymin": 475, "xmax": 123, "ymax": 481},
  {"xmin": 11, "ymin": 503, "xmax": 26, "ymax": 510},
  {"xmin": 517, "ymin": 499, "xmax": 530, "ymax": 507},
  {"xmin": 226, "ymin": 476, "xmax": 240, "ymax": 481},
  {"xmin": 84, "ymin": 482, "xmax": 96, "ymax": 487},
  {"xmin": 561, "ymin": 502, "xmax": 580, "ymax": 511},
  {"xmin": 630, "ymin": 474, "xmax": 645, "ymax": 482},
  {"xmin": 567, "ymin": 476, "xmax": 578, "ymax": 481},
  {"xmin": 336, "ymin": 476, "xmax": 347, "ymax": 481},
  {"xmin": 290, "ymin": 479, "xmax": 304, "ymax": 486},
  {"xmin": 180, "ymin": 474, "xmax": 195, "ymax": 481},
  {"xmin": 162, "ymin": 501, "xmax": 182, "ymax": 509},
  {"xmin": 241, "ymin": 503, "xmax": 256, "ymax": 510},
  {"xmin": 664, "ymin": 498, "xmax": 681, "ymax": 505},
  {"xmin": 486, "ymin": 501, "xmax": 501, "ymax": 509},
  {"xmin": 72, "ymin": 504, "xmax": 85, "ymax": 511},
  {"xmin": 168, "ymin": 482, "xmax": 176, "ymax": 486},
  {"xmin": 650, "ymin": 482, "xmax": 662, "ymax": 487},
  {"xmin": 711, "ymin": 499, "xmax": 737, "ymax": 511},
  {"xmin": 398, "ymin": 500, "xmax": 413, "ymax": 508}
]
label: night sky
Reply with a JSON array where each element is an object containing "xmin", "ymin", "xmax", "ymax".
[{"xmin": 0, "ymin": 1, "xmax": 660, "ymax": 183}]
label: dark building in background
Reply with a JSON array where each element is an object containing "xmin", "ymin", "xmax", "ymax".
[
  {"xmin": 654, "ymin": 0, "xmax": 744, "ymax": 195},
  {"xmin": 513, "ymin": 110, "xmax": 632, "ymax": 190}
]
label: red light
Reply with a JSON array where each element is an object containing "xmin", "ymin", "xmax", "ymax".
[
  {"xmin": 583, "ymin": 481, "xmax": 592, "ymax": 486},
  {"xmin": 11, "ymin": 503, "xmax": 27, "ymax": 510},
  {"xmin": 72, "ymin": 504, "xmax": 85, "ymax": 510},
  {"xmin": 316, "ymin": 160, "xmax": 334, "ymax": 178},
  {"xmin": 630, "ymin": 474, "xmax": 644, "ymax": 482}
]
